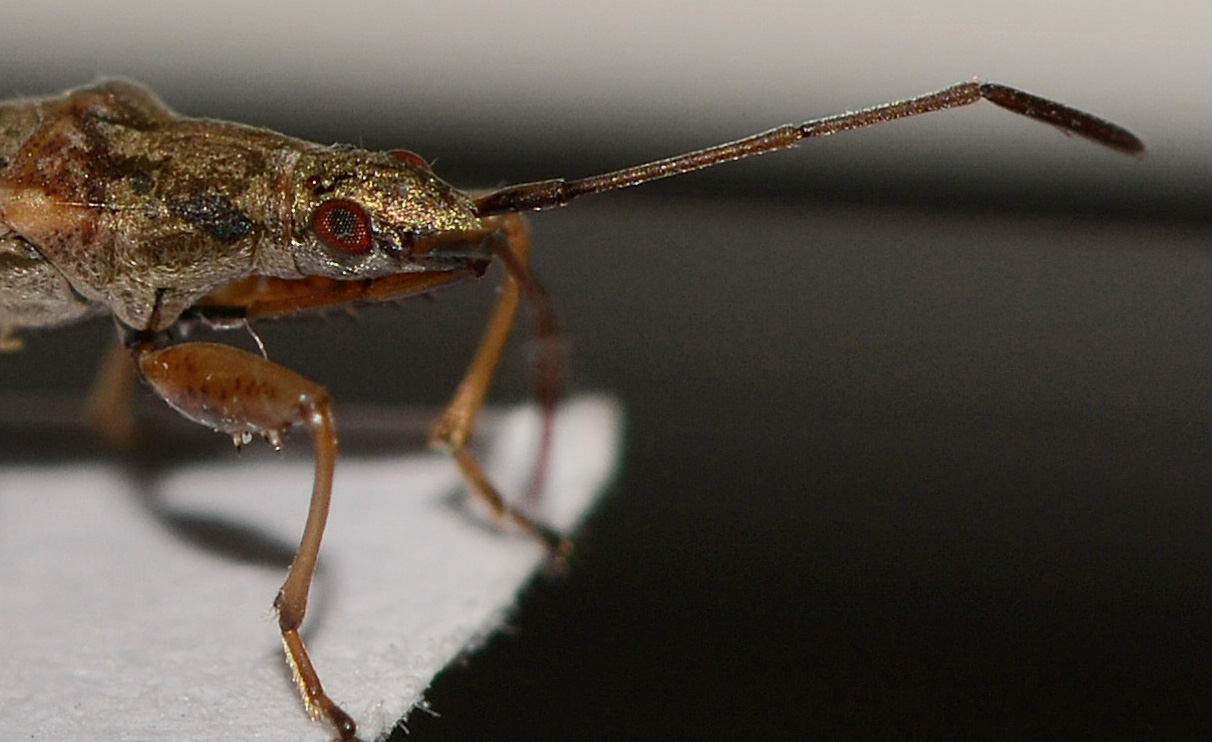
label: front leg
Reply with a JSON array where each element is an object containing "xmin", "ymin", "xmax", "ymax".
[
  {"xmin": 429, "ymin": 213, "xmax": 569, "ymax": 555},
  {"xmin": 132, "ymin": 340, "xmax": 359, "ymax": 742}
]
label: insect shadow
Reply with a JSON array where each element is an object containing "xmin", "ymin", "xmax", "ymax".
[{"xmin": 129, "ymin": 463, "xmax": 301, "ymax": 570}]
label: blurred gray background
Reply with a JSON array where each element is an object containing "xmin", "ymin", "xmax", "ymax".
[{"xmin": 1, "ymin": 2, "xmax": 1209, "ymax": 739}]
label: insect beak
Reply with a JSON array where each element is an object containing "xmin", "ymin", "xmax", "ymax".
[{"xmin": 408, "ymin": 229, "xmax": 497, "ymax": 263}]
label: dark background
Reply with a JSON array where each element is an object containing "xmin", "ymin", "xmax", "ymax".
[{"xmin": 2, "ymin": 8, "xmax": 1210, "ymax": 738}]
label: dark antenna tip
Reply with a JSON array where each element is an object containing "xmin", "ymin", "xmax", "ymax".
[{"xmin": 978, "ymin": 83, "xmax": 1145, "ymax": 155}]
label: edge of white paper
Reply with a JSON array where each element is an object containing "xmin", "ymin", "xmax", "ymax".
[{"xmin": 0, "ymin": 393, "xmax": 623, "ymax": 741}]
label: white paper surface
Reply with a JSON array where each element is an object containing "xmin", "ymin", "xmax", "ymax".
[{"xmin": 0, "ymin": 394, "xmax": 622, "ymax": 741}]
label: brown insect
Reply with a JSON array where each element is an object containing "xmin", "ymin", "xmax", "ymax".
[{"xmin": 0, "ymin": 78, "xmax": 1142, "ymax": 741}]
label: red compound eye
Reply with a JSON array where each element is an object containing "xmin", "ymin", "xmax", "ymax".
[
  {"xmin": 312, "ymin": 199, "xmax": 372, "ymax": 254},
  {"xmin": 387, "ymin": 149, "xmax": 431, "ymax": 171}
]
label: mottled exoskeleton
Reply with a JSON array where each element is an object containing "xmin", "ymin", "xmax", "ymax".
[
  {"xmin": 0, "ymin": 79, "xmax": 1143, "ymax": 741},
  {"xmin": 0, "ymin": 80, "xmax": 484, "ymax": 338}
]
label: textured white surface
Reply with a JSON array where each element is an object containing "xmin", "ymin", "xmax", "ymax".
[{"xmin": 0, "ymin": 395, "xmax": 622, "ymax": 741}]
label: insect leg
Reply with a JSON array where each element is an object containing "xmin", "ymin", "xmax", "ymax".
[
  {"xmin": 430, "ymin": 213, "xmax": 570, "ymax": 556},
  {"xmin": 188, "ymin": 218, "xmax": 567, "ymax": 553},
  {"xmin": 84, "ymin": 340, "xmax": 138, "ymax": 447},
  {"xmin": 132, "ymin": 340, "xmax": 359, "ymax": 742}
]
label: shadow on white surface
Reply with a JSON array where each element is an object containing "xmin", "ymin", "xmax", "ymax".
[{"xmin": 0, "ymin": 394, "xmax": 622, "ymax": 741}]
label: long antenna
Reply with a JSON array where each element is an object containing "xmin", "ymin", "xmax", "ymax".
[{"xmin": 474, "ymin": 81, "xmax": 1143, "ymax": 216}]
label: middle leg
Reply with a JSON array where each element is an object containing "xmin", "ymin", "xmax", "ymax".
[{"xmin": 429, "ymin": 213, "xmax": 570, "ymax": 556}]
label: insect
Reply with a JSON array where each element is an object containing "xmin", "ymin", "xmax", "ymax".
[{"xmin": 0, "ymin": 78, "xmax": 1142, "ymax": 741}]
